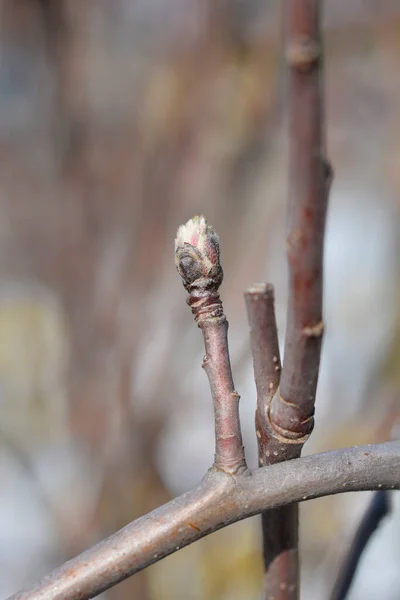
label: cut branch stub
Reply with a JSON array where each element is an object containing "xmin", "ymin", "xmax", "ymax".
[{"xmin": 245, "ymin": 282, "xmax": 300, "ymax": 598}]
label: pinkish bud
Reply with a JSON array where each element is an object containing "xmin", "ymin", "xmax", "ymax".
[
  {"xmin": 175, "ymin": 216, "xmax": 224, "ymax": 324},
  {"xmin": 175, "ymin": 216, "xmax": 223, "ymax": 292}
]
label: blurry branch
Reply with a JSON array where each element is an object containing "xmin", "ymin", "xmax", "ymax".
[
  {"xmin": 330, "ymin": 491, "xmax": 391, "ymax": 600},
  {"xmin": 38, "ymin": 0, "xmax": 90, "ymax": 165},
  {"xmin": 277, "ymin": 0, "xmax": 331, "ymax": 442},
  {"xmin": 244, "ymin": 1, "xmax": 333, "ymax": 597},
  {"xmin": 8, "ymin": 442, "xmax": 400, "ymax": 600},
  {"xmin": 0, "ymin": 431, "xmax": 63, "ymax": 545}
]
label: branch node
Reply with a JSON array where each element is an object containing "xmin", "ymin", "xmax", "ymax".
[
  {"xmin": 276, "ymin": 392, "xmax": 299, "ymax": 410},
  {"xmin": 302, "ymin": 320, "xmax": 324, "ymax": 338},
  {"xmin": 268, "ymin": 408, "xmax": 312, "ymax": 444},
  {"xmin": 202, "ymin": 354, "xmax": 209, "ymax": 369},
  {"xmin": 285, "ymin": 37, "xmax": 320, "ymax": 72}
]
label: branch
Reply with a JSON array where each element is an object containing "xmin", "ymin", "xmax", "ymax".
[
  {"xmin": 175, "ymin": 216, "xmax": 246, "ymax": 474},
  {"xmin": 244, "ymin": 283, "xmax": 281, "ymax": 437},
  {"xmin": 246, "ymin": 1, "xmax": 333, "ymax": 597},
  {"xmin": 8, "ymin": 442, "xmax": 400, "ymax": 600},
  {"xmin": 245, "ymin": 284, "xmax": 300, "ymax": 597},
  {"xmin": 272, "ymin": 0, "xmax": 332, "ymax": 440},
  {"xmin": 330, "ymin": 490, "xmax": 391, "ymax": 600}
]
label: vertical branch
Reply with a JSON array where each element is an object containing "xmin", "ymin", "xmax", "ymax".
[
  {"xmin": 175, "ymin": 216, "xmax": 246, "ymax": 474},
  {"xmin": 244, "ymin": 283, "xmax": 281, "ymax": 427},
  {"xmin": 246, "ymin": 285, "xmax": 299, "ymax": 597},
  {"xmin": 270, "ymin": 0, "xmax": 332, "ymax": 436},
  {"xmin": 246, "ymin": 1, "xmax": 333, "ymax": 598},
  {"xmin": 245, "ymin": 283, "xmax": 292, "ymax": 463}
]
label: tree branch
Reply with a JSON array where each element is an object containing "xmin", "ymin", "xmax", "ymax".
[
  {"xmin": 244, "ymin": 283, "xmax": 281, "ymax": 434},
  {"xmin": 272, "ymin": 0, "xmax": 332, "ymax": 439},
  {"xmin": 175, "ymin": 216, "xmax": 246, "ymax": 474},
  {"xmin": 201, "ymin": 320, "xmax": 246, "ymax": 473},
  {"xmin": 330, "ymin": 490, "xmax": 391, "ymax": 600},
  {"xmin": 245, "ymin": 283, "xmax": 300, "ymax": 597},
  {"xmin": 247, "ymin": 1, "xmax": 333, "ymax": 597},
  {"xmin": 8, "ymin": 442, "xmax": 400, "ymax": 600},
  {"xmin": 244, "ymin": 283, "xmax": 283, "ymax": 466}
]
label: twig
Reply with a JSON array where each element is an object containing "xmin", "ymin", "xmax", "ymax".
[
  {"xmin": 175, "ymin": 216, "xmax": 246, "ymax": 474},
  {"xmin": 330, "ymin": 490, "xmax": 391, "ymax": 600},
  {"xmin": 244, "ymin": 1, "xmax": 333, "ymax": 597},
  {"xmin": 8, "ymin": 442, "xmax": 400, "ymax": 600}
]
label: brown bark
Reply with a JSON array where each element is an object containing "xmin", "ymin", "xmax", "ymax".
[
  {"xmin": 175, "ymin": 216, "xmax": 247, "ymax": 474},
  {"xmin": 201, "ymin": 319, "xmax": 247, "ymax": 473},
  {"xmin": 245, "ymin": 284, "xmax": 300, "ymax": 598},
  {"xmin": 245, "ymin": 2, "xmax": 333, "ymax": 597}
]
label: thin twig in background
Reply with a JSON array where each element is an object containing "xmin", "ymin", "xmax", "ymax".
[
  {"xmin": 8, "ymin": 442, "xmax": 400, "ymax": 600},
  {"xmin": 245, "ymin": 0, "xmax": 333, "ymax": 596},
  {"xmin": 330, "ymin": 490, "xmax": 391, "ymax": 600}
]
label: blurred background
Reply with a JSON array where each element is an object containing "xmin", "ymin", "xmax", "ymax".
[{"xmin": 0, "ymin": 1, "xmax": 399, "ymax": 599}]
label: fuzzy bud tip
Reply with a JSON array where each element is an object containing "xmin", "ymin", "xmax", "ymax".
[{"xmin": 175, "ymin": 215, "xmax": 223, "ymax": 292}]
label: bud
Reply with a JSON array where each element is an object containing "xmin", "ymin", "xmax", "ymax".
[
  {"xmin": 175, "ymin": 216, "xmax": 224, "ymax": 324},
  {"xmin": 175, "ymin": 216, "xmax": 223, "ymax": 291}
]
